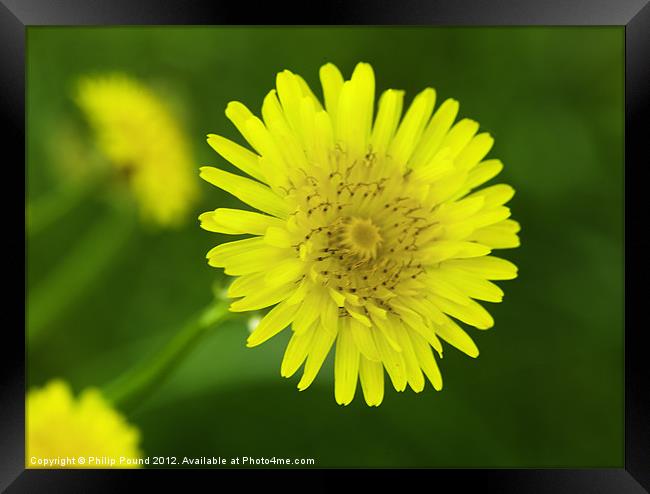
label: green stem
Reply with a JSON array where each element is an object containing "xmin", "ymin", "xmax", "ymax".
[
  {"xmin": 27, "ymin": 206, "xmax": 135, "ymax": 341},
  {"xmin": 103, "ymin": 299, "xmax": 233, "ymax": 412}
]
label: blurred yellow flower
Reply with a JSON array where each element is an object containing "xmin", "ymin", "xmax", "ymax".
[
  {"xmin": 200, "ymin": 62, "xmax": 519, "ymax": 406},
  {"xmin": 27, "ymin": 380, "xmax": 142, "ymax": 468},
  {"xmin": 76, "ymin": 74, "xmax": 198, "ymax": 226},
  {"xmin": 46, "ymin": 119, "xmax": 104, "ymax": 185}
]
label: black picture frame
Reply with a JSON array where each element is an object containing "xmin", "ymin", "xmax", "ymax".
[{"xmin": 5, "ymin": 1, "xmax": 648, "ymax": 491}]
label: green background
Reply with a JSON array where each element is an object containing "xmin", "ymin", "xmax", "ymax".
[{"xmin": 27, "ymin": 27, "xmax": 624, "ymax": 467}]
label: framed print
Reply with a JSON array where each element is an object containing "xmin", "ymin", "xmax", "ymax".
[{"xmin": 3, "ymin": 0, "xmax": 649, "ymax": 491}]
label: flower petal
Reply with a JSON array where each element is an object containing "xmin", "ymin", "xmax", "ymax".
[
  {"xmin": 374, "ymin": 328, "xmax": 407, "ymax": 391},
  {"xmin": 281, "ymin": 326, "xmax": 315, "ymax": 378},
  {"xmin": 465, "ymin": 159, "xmax": 504, "ymax": 190},
  {"xmin": 435, "ymin": 318, "xmax": 479, "ymax": 358},
  {"xmin": 469, "ymin": 220, "xmax": 521, "ymax": 249},
  {"xmin": 454, "ymin": 132, "xmax": 494, "ymax": 171},
  {"xmin": 224, "ymin": 102, "xmax": 289, "ymax": 182},
  {"xmin": 410, "ymin": 98, "xmax": 459, "ymax": 166},
  {"xmin": 392, "ymin": 320, "xmax": 425, "ymax": 392},
  {"xmin": 319, "ymin": 63, "xmax": 344, "ymax": 123},
  {"xmin": 264, "ymin": 258, "xmax": 305, "ymax": 286},
  {"xmin": 436, "ymin": 265, "xmax": 504, "ymax": 302},
  {"xmin": 445, "ymin": 256, "xmax": 518, "ymax": 280},
  {"xmin": 261, "ymin": 89, "xmax": 309, "ymax": 169},
  {"xmin": 359, "ymin": 356, "xmax": 385, "ymax": 406},
  {"xmin": 349, "ymin": 318, "xmax": 381, "ymax": 361},
  {"xmin": 334, "ymin": 319, "xmax": 360, "ymax": 405},
  {"xmin": 320, "ymin": 298, "xmax": 340, "ymax": 335},
  {"xmin": 467, "ymin": 184, "xmax": 515, "ymax": 208},
  {"xmin": 206, "ymin": 134, "xmax": 265, "ymax": 182},
  {"xmin": 230, "ymin": 281, "xmax": 297, "ymax": 312},
  {"xmin": 391, "ymin": 300, "xmax": 443, "ymax": 355},
  {"xmin": 389, "ymin": 88, "xmax": 436, "ymax": 168},
  {"xmin": 199, "ymin": 166, "xmax": 288, "ymax": 218},
  {"xmin": 227, "ymin": 271, "xmax": 265, "ymax": 298},
  {"xmin": 199, "ymin": 208, "xmax": 283, "ymax": 235},
  {"xmin": 408, "ymin": 332, "xmax": 443, "ymax": 391},
  {"xmin": 371, "ymin": 89, "xmax": 404, "ymax": 155},
  {"xmin": 371, "ymin": 313, "xmax": 402, "ymax": 352},
  {"xmin": 419, "ymin": 241, "xmax": 491, "ymax": 264},
  {"xmin": 430, "ymin": 294, "xmax": 494, "ymax": 330},
  {"xmin": 298, "ymin": 325, "xmax": 337, "ymax": 391},
  {"xmin": 294, "ymin": 73, "xmax": 324, "ymax": 112},
  {"xmin": 276, "ymin": 70, "xmax": 306, "ymax": 138},
  {"xmin": 247, "ymin": 300, "xmax": 300, "ymax": 347},
  {"xmin": 206, "ymin": 237, "xmax": 290, "ymax": 276},
  {"xmin": 350, "ymin": 62, "xmax": 375, "ymax": 146},
  {"xmin": 442, "ymin": 118, "xmax": 479, "ymax": 158},
  {"xmin": 292, "ymin": 290, "xmax": 323, "ymax": 334}
]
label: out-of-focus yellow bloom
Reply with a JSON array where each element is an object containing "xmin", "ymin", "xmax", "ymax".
[
  {"xmin": 76, "ymin": 74, "xmax": 198, "ymax": 227},
  {"xmin": 47, "ymin": 119, "xmax": 104, "ymax": 185},
  {"xmin": 27, "ymin": 380, "xmax": 142, "ymax": 468}
]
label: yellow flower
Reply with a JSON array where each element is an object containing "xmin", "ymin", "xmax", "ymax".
[
  {"xmin": 27, "ymin": 380, "xmax": 142, "ymax": 468},
  {"xmin": 76, "ymin": 74, "xmax": 199, "ymax": 227},
  {"xmin": 200, "ymin": 62, "xmax": 520, "ymax": 406}
]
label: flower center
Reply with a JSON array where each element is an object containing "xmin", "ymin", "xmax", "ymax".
[
  {"xmin": 341, "ymin": 217, "xmax": 382, "ymax": 260},
  {"xmin": 284, "ymin": 150, "xmax": 441, "ymax": 312}
]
